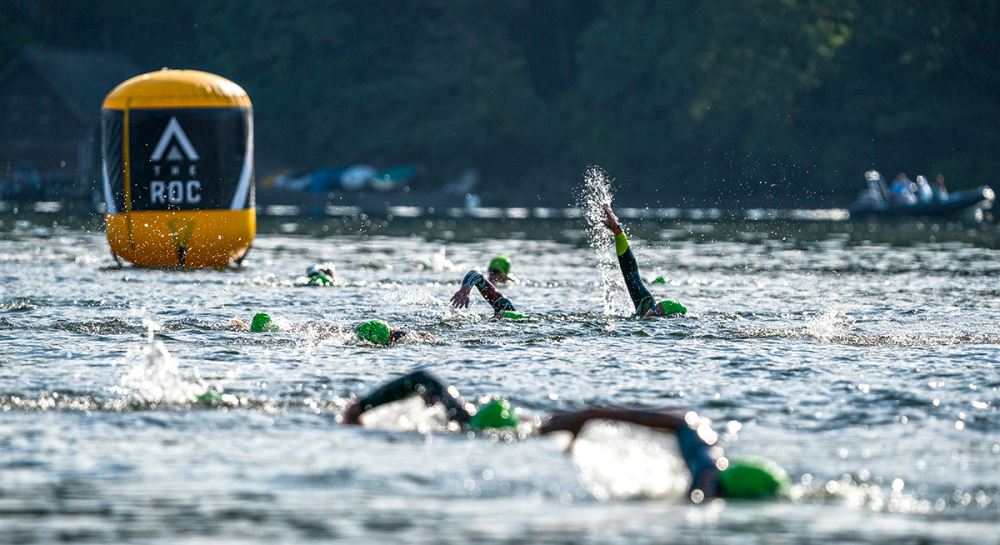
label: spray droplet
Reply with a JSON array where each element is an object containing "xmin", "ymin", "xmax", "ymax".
[{"xmin": 576, "ymin": 166, "xmax": 631, "ymax": 316}]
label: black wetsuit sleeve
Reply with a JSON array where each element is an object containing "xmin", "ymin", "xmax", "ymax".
[
  {"xmin": 676, "ymin": 426, "xmax": 720, "ymax": 498},
  {"xmin": 353, "ymin": 370, "xmax": 472, "ymax": 424},
  {"xmin": 461, "ymin": 270, "xmax": 485, "ymax": 289},
  {"xmin": 615, "ymin": 232, "xmax": 655, "ymax": 314},
  {"xmin": 461, "ymin": 270, "xmax": 516, "ymax": 315}
]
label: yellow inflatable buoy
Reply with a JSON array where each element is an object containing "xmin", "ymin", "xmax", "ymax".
[{"xmin": 101, "ymin": 69, "xmax": 255, "ymax": 268}]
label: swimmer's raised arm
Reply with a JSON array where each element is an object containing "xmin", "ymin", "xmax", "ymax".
[
  {"xmin": 603, "ymin": 205, "xmax": 685, "ymax": 317},
  {"xmin": 450, "ymin": 270, "xmax": 516, "ymax": 317},
  {"xmin": 343, "ymin": 370, "xmax": 472, "ymax": 425},
  {"xmin": 603, "ymin": 205, "xmax": 657, "ymax": 314},
  {"xmin": 540, "ymin": 407, "xmax": 688, "ymax": 449}
]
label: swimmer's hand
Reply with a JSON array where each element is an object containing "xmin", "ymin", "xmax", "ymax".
[
  {"xmin": 602, "ymin": 204, "xmax": 621, "ymax": 232},
  {"xmin": 230, "ymin": 319, "xmax": 250, "ymax": 330},
  {"xmin": 450, "ymin": 286, "xmax": 472, "ymax": 308},
  {"xmin": 539, "ymin": 409, "xmax": 596, "ymax": 452}
]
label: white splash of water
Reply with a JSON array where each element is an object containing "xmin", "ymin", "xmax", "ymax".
[
  {"xmin": 571, "ymin": 421, "xmax": 690, "ymax": 501},
  {"xmin": 805, "ymin": 306, "xmax": 855, "ymax": 342},
  {"xmin": 297, "ymin": 322, "xmax": 354, "ymax": 351},
  {"xmin": 114, "ymin": 317, "xmax": 206, "ymax": 404},
  {"xmin": 804, "ymin": 474, "xmax": 934, "ymax": 514},
  {"xmin": 358, "ymin": 396, "xmax": 451, "ymax": 434},
  {"xmin": 376, "ymin": 282, "xmax": 446, "ymax": 308},
  {"xmin": 418, "ymin": 247, "xmax": 462, "ymax": 272},
  {"xmin": 265, "ymin": 315, "xmax": 294, "ymax": 332},
  {"xmin": 576, "ymin": 166, "xmax": 631, "ymax": 316}
]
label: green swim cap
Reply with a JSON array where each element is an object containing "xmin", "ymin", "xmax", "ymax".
[
  {"xmin": 251, "ymin": 312, "xmax": 280, "ymax": 332},
  {"xmin": 468, "ymin": 398, "xmax": 519, "ymax": 431},
  {"xmin": 488, "ymin": 255, "xmax": 511, "ymax": 276},
  {"xmin": 500, "ymin": 310, "xmax": 526, "ymax": 321},
  {"xmin": 657, "ymin": 300, "xmax": 687, "ymax": 316},
  {"xmin": 194, "ymin": 390, "xmax": 223, "ymax": 404},
  {"xmin": 651, "ymin": 275, "xmax": 667, "ymax": 284},
  {"xmin": 355, "ymin": 319, "xmax": 391, "ymax": 346},
  {"xmin": 717, "ymin": 457, "xmax": 791, "ymax": 499},
  {"xmin": 307, "ymin": 273, "xmax": 332, "ymax": 286}
]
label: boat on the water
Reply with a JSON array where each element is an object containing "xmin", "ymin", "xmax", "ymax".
[{"xmin": 848, "ymin": 171, "xmax": 994, "ymax": 222}]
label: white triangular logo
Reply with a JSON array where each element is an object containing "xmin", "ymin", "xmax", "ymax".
[{"xmin": 150, "ymin": 117, "xmax": 200, "ymax": 162}]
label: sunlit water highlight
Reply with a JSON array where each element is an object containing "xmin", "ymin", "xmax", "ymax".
[{"xmin": 0, "ymin": 213, "xmax": 998, "ymax": 544}]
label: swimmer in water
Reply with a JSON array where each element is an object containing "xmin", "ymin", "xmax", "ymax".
[
  {"xmin": 303, "ymin": 263, "xmax": 335, "ymax": 286},
  {"xmin": 540, "ymin": 406, "xmax": 790, "ymax": 501},
  {"xmin": 354, "ymin": 319, "xmax": 435, "ymax": 346},
  {"xmin": 343, "ymin": 370, "xmax": 518, "ymax": 430},
  {"xmin": 486, "ymin": 255, "xmax": 514, "ymax": 284},
  {"xmin": 239, "ymin": 315, "xmax": 433, "ymax": 343},
  {"xmin": 450, "ymin": 269, "xmax": 520, "ymax": 318},
  {"xmin": 232, "ymin": 312, "xmax": 283, "ymax": 332},
  {"xmin": 345, "ymin": 371, "xmax": 787, "ymax": 501},
  {"xmin": 603, "ymin": 204, "xmax": 686, "ymax": 317}
]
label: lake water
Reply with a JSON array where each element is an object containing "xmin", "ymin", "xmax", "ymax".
[{"xmin": 1, "ymin": 211, "xmax": 998, "ymax": 544}]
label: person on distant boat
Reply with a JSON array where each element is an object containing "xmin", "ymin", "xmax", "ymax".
[
  {"xmin": 602, "ymin": 204, "xmax": 686, "ymax": 317},
  {"xmin": 933, "ymin": 174, "xmax": 950, "ymax": 201},
  {"xmin": 450, "ymin": 269, "xmax": 521, "ymax": 318},
  {"xmin": 915, "ymin": 175, "xmax": 934, "ymax": 203},
  {"xmin": 864, "ymin": 170, "xmax": 889, "ymax": 206},
  {"xmin": 540, "ymin": 406, "xmax": 791, "ymax": 501},
  {"xmin": 890, "ymin": 173, "xmax": 917, "ymax": 205},
  {"xmin": 342, "ymin": 369, "xmax": 518, "ymax": 431}
]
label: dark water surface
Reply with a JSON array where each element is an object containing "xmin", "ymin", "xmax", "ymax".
[{"xmin": 1, "ymin": 215, "xmax": 998, "ymax": 544}]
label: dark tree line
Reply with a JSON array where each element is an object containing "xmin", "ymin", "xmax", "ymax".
[{"xmin": 3, "ymin": 0, "xmax": 999, "ymax": 206}]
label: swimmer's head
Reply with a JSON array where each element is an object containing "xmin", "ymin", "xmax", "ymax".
[
  {"xmin": 306, "ymin": 263, "xmax": 335, "ymax": 281},
  {"xmin": 468, "ymin": 398, "xmax": 519, "ymax": 431},
  {"xmin": 251, "ymin": 312, "xmax": 280, "ymax": 332},
  {"xmin": 487, "ymin": 255, "xmax": 512, "ymax": 283},
  {"xmin": 500, "ymin": 310, "xmax": 526, "ymax": 321},
  {"xmin": 194, "ymin": 390, "xmax": 223, "ymax": 404},
  {"xmin": 307, "ymin": 273, "xmax": 332, "ymax": 286},
  {"xmin": 717, "ymin": 457, "xmax": 791, "ymax": 500},
  {"xmin": 651, "ymin": 275, "xmax": 667, "ymax": 285},
  {"xmin": 355, "ymin": 319, "xmax": 391, "ymax": 346},
  {"xmin": 645, "ymin": 300, "xmax": 687, "ymax": 317}
]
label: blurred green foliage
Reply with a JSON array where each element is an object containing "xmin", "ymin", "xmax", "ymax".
[{"xmin": 2, "ymin": 0, "xmax": 998, "ymax": 205}]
